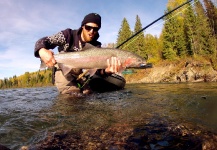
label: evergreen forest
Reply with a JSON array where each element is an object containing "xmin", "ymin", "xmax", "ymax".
[{"xmin": 1, "ymin": 0, "xmax": 216, "ymax": 89}]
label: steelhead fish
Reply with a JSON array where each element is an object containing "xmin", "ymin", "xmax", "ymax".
[{"xmin": 41, "ymin": 43, "xmax": 147, "ymax": 75}]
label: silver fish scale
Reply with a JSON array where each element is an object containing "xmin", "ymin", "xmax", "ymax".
[{"xmin": 54, "ymin": 47, "xmax": 146, "ymax": 69}]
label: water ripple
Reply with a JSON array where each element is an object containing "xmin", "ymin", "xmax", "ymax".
[{"xmin": 0, "ymin": 83, "xmax": 217, "ymax": 149}]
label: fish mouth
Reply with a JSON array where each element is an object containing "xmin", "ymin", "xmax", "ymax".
[
  {"xmin": 140, "ymin": 63, "xmax": 147, "ymax": 67},
  {"xmin": 139, "ymin": 63, "xmax": 153, "ymax": 69},
  {"xmin": 130, "ymin": 63, "xmax": 152, "ymax": 69}
]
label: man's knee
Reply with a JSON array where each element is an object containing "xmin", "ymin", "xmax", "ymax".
[{"xmin": 54, "ymin": 70, "xmax": 81, "ymax": 94}]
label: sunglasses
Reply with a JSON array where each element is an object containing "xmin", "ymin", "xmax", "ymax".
[{"xmin": 84, "ymin": 25, "xmax": 100, "ymax": 32}]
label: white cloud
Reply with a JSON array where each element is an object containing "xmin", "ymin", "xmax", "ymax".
[
  {"xmin": 0, "ymin": 0, "xmax": 168, "ymax": 79},
  {"xmin": 0, "ymin": 45, "xmax": 40, "ymax": 72}
]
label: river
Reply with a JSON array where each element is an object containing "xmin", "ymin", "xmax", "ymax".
[{"xmin": 0, "ymin": 83, "xmax": 217, "ymax": 150}]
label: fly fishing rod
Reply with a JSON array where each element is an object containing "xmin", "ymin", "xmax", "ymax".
[{"xmin": 116, "ymin": 0, "xmax": 193, "ymax": 49}]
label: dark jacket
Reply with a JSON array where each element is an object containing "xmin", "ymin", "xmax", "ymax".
[{"xmin": 34, "ymin": 27, "xmax": 101, "ymax": 57}]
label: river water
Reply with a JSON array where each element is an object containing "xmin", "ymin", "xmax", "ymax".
[{"xmin": 0, "ymin": 83, "xmax": 217, "ymax": 149}]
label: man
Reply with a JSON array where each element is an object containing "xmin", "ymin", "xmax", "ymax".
[{"xmin": 34, "ymin": 13, "xmax": 125, "ymax": 96}]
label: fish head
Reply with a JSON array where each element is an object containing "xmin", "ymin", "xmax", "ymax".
[{"xmin": 123, "ymin": 56, "xmax": 146, "ymax": 68}]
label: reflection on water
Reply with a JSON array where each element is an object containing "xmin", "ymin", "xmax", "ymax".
[{"xmin": 0, "ymin": 83, "xmax": 217, "ymax": 149}]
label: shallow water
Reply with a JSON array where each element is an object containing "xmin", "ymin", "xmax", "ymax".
[{"xmin": 0, "ymin": 83, "xmax": 217, "ymax": 149}]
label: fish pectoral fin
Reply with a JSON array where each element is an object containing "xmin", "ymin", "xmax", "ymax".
[
  {"xmin": 118, "ymin": 65, "xmax": 126, "ymax": 73},
  {"xmin": 88, "ymin": 69, "xmax": 98, "ymax": 77},
  {"xmin": 58, "ymin": 63, "xmax": 72, "ymax": 76}
]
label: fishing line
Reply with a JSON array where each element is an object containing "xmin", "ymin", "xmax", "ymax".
[
  {"xmin": 116, "ymin": 0, "xmax": 198, "ymax": 49},
  {"xmin": 119, "ymin": 0, "xmax": 199, "ymax": 49},
  {"xmin": 125, "ymin": 0, "xmax": 199, "ymax": 50}
]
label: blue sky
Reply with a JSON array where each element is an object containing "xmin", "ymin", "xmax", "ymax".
[{"xmin": 0, "ymin": 0, "xmax": 170, "ymax": 79}]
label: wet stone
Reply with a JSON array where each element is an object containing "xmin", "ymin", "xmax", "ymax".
[{"xmin": 25, "ymin": 120, "xmax": 217, "ymax": 150}]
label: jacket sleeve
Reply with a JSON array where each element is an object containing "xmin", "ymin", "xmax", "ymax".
[{"xmin": 34, "ymin": 29, "xmax": 72, "ymax": 57}]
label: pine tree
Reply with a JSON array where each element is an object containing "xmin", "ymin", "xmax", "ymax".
[
  {"xmin": 183, "ymin": 2, "xmax": 196, "ymax": 56},
  {"xmin": 144, "ymin": 34, "xmax": 161, "ymax": 62},
  {"xmin": 174, "ymin": 18, "xmax": 186, "ymax": 57},
  {"xmin": 162, "ymin": 12, "xmax": 177, "ymax": 60},
  {"xmin": 131, "ymin": 15, "xmax": 146, "ymax": 58},
  {"xmin": 204, "ymin": 0, "xmax": 217, "ymax": 36},
  {"xmin": 194, "ymin": 0, "xmax": 216, "ymax": 56},
  {"xmin": 162, "ymin": 0, "xmax": 189, "ymax": 59},
  {"xmin": 116, "ymin": 18, "xmax": 132, "ymax": 50}
]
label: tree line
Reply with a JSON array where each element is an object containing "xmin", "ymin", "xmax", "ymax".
[
  {"xmin": 116, "ymin": 0, "xmax": 217, "ymax": 63},
  {"xmin": 0, "ymin": 69, "xmax": 53, "ymax": 89},
  {"xmin": 0, "ymin": 0, "xmax": 216, "ymax": 89}
]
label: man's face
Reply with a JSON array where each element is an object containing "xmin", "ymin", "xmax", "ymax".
[{"xmin": 81, "ymin": 23, "xmax": 99, "ymax": 42}]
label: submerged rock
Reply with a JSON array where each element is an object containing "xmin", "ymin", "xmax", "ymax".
[{"xmin": 24, "ymin": 120, "xmax": 217, "ymax": 150}]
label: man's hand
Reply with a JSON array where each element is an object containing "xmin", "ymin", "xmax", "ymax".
[
  {"xmin": 39, "ymin": 48, "xmax": 56, "ymax": 67},
  {"xmin": 105, "ymin": 57, "xmax": 122, "ymax": 74}
]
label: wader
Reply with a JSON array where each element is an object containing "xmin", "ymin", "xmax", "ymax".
[
  {"xmin": 53, "ymin": 66, "xmax": 126, "ymax": 94},
  {"xmin": 54, "ymin": 66, "xmax": 91, "ymax": 95}
]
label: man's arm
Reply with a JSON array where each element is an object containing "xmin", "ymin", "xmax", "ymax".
[
  {"xmin": 34, "ymin": 29, "xmax": 72, "ymax": 67},
  {"xmin": 34, "ymin": 36, "xmax": 57, "ymax": 58}
]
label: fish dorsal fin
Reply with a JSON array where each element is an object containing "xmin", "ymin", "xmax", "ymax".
[{"xmin": 82, "ymin": 43, "xmax": 96, "ymax": 51}]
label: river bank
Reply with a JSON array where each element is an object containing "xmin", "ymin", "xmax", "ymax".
[{"xmin": 124, "ymin": 58, "xmax": 217, "ymax": 84}]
